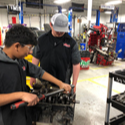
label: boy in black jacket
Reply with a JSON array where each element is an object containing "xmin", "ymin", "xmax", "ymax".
[{"xmin": 0, "ymin": 24, "xmax": 71, "ymax": 125}]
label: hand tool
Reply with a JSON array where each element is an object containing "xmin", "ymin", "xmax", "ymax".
[{"xmin": 11, "ymin": 89, "xmax": 64, "ymax": 110}]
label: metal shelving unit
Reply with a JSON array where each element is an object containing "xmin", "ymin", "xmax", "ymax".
[{"xmin": 105, "ymin": 69, "xmax": 125, "ymax": 125}]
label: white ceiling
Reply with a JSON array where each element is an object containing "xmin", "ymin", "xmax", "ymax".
[{"xmin": 0, "ymin": 0, "xmax": 125, "ymax": 14}]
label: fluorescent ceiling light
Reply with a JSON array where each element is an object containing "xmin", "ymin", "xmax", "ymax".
[
  {"xmin": 54, "ymin": 0, "xmax": 71, "ymax": 4},
  {"xmin": 55, "ymin": 8, "xmax": 67, "ymax": 12},
  {"xmin": 105, "ymin": 11, "xmax": 112, "ymax": 14},
  {"xmin": 105, "ymin": 0, "xmax": 122, "ymax": 5}
]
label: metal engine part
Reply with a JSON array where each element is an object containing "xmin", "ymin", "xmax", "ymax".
[
  {"xmin": 31, "ymin": 82, "xmax": 79, "ymax": 125},
  {"xmin": 116, "ymin": 91, "xmax": 125, "ymax": 104}
]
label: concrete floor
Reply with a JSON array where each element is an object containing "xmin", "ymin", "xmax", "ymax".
[{"xmin": 73, "ymin": 60, "xmax": 125, "ymax": 125}]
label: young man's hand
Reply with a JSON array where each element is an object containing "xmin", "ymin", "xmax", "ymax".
[
  {"xmin": 59, "ymin": 82, "xmax": 71, "ymax": 93},
  {"xmin": 30, "ymin": 78, "xmax": 36, "ymax": 87},
  {"xmin": 21, "ymin": 92, "xmax": 39, "ymax": 106}
]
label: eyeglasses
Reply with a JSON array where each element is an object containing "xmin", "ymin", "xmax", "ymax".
[{"xmin": 24, "ymin": 45, "xmax": 34, "ymax": 51}]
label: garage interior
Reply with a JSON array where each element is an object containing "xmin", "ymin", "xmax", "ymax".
[{"xmin": 0, "ymin": 0, "xmax": 125, "ymax": 125}]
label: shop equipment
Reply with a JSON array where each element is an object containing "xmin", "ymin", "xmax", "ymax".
[
  {"xmin": 105, "ymin": 69, "xmax": 125, "ymax": 125},
  {"xmin": 88, "ymin": 24, "xmax": 110, "ymax": 52},
  {"xmin": 88, "ymin": 24, "xmax": 121, "ymax": 65},
  {"xmin": 11, "ymin": 83, "xmax": 79, "ymax": 125},
  {"xmin": 116, "ymin": 23, "xmax": 125, "ymax": 59},
  {"xmin": 11, "ymin": 89, "xmax": 65, "ymax": 110}
]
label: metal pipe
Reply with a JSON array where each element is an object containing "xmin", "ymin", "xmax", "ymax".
[
  {"xmin": 0, "ymin": 6, "xmax": 7, "ymax": 8},
  {"xmin": 73, "ymin": 15, "xmax": 75, "ymax": 37},
  {"xmin": 39, "ymin": 13, "xmax": 41, "ymax": 30},
  {"xmin": 6, "ymin": 5, "xmax": 9, "ymax": 25},
  {"xmin": 29, "ymin": 16, "xmax": 31, "ymax": 27},
  {"xmin": 105, "ymin": 77, "xmax": 113, "ymax": 123},
  {"xmin": 45, "ymin": 89, "xmax": 64, "ymax": 97},
  {"xmin": 44, "ymin": 9, "xmax": 45, "ymax": 24},
  {"xmin": 16, "ymin": 0, "xmax": 19, "ymax": 23}
]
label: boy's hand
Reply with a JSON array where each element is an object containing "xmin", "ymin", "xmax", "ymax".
[
  {"xmin": 30, "ymin": 77, "xmax": 36, "ymax": 87},
  {"xmin": 59, "ymin": 82, "xmax": 71, "ymax": 93},
  {"xmin": 21, "ymin": 92, "xmax": 39, "ymax": 106}
]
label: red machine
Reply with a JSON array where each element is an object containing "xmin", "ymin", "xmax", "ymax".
[
  {"xmin": 92, "ymin": 48, "xmax": 114, "ymax": 66},
  {"xmin": 88, "ymin": 24, "xmax": 111, "ymax": 51},
  {"xmin": 88, "ymin": 24, "xmax": 114, "ymax": 66}
]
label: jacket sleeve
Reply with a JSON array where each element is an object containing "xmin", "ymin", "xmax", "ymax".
[
  {"xmin": 25, "ymin": 60, "xmax": 45, "ymax": 79},
  {"xmin": 72, "ymin": 42, "xmax": 81, "ymax": 64}
]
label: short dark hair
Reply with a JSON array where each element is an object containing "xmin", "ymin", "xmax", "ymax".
[{"xmin": 4, "ymin": 24, "xmax": 37, "ymax": 47}]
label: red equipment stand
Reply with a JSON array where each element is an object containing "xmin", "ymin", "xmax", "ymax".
[
  {"xmin": 88, "ymin": 24, "xmax": 108, "ymax": 52},
  {"xmin": 93, "ymin": 48, "xmax": 114, "ymax": 66},
  {"xmin": 88, "ymin": 24, "xmax": 114, "ymax": 66},
  {"xmin": 96, "ymin": 54, "xmax": 113, "ymax": 66}
]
